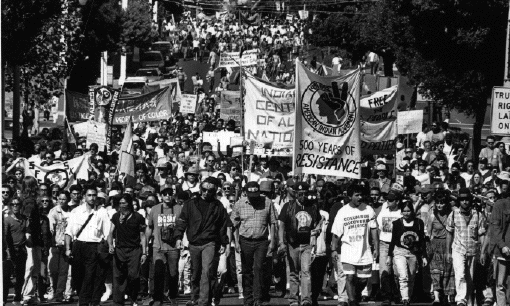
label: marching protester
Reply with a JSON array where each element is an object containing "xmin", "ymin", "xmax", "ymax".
[{"xmin": 3, "ymin": 9, "xmax": 510, "ymax": 306}]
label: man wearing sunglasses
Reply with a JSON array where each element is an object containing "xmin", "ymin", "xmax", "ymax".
[
  {"xmin": 277, "ymin": 182, "xmax": 322, "ymax": 306},
  {"xmin": 174, "ymin": 177, "xmax": 229, "ymax": 306},
  {"xmin": 145, "ymin": 188, "xmax": 182, "ymax": 306},
  {"xmin": 231, "ymin": 181, "xmax": 277, "ymax": 306}
]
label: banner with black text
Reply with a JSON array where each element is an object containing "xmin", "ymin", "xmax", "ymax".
[
  {"xmin": 360, "ymin": 85, "xmax": 398, "ymax": 154},
  {"xmin": 294, "ymin": 61, "xmax": 361, "ymax": 178},
  {"xmin": 244, "ymin": 76, "xmax": 295, "ymax": 156},
  {"xmin": 113, "ymin": 86, "xmax": 173, "ymax": 124}
]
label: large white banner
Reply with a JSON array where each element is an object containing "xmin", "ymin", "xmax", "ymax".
[
  {"xmin": 360, "ymin": 85, "xmax": 398, "ymax": 154},
  {"xmin": 294, "ymin": 61, "xmax": 361, "ymax": 178},
  {"xmin": 218, "ymin": 49, "xmax": 259, "ymax": 68},
  {"xmin": 491, "ymin": 87, "xmax": 510, "ymax": 136},
  {"xmin": 7, "ymin": 155, "xmax": 90, "ymax": 189},
  {"xmin": 244, "ymin": 76, "xmax": 295, "ymax": 156}
]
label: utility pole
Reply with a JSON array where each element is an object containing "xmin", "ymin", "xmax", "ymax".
[
  {"xmin": 504, "ymin": 0, "xmax": 510, "ymax": 87},
  {"xmin": 101, "ymin": 51, "xmax": 108, "ymax": 86},
  {"xmin": 119, "ymin": 0, "xmax": 128, "ymax": 86}
]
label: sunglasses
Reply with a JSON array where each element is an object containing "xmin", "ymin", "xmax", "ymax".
[
  {"xmin": 41, "ymin": 199, "xmax": 50, "ymax": 203},
  {"xmin": 223, "ymin": 187, "xmax": 231, "ymax": 191},
  {"xmin": 306, "ymin": 195, "xmax": 317, "ymax": 200},
  {"xmin": 11, "ymin": 203, "xmax": 21, "ymax": 206},
  {"xmin": 247, "ymin": 187, "xmax": 259, "ymax": 192},
  {"xmin": 162, "ymin": 192, "xmax": 172, "ymax": 196},
  {"xmin": 201, "ymin": 187, "xmax": 216, "ymax": 193},
  {"xmin": 2, "ymin": 191, "xmax": 9, "ymax": 194}
]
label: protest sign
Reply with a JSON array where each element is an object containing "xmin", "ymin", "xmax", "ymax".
[
  {"xmin": 202, "ymin": 131, "xmax": 240, "ymax": 152},
  {"xmin": 294, "ymin": 60, "xmax": 361, "ymax": 178},
  {"xmin": 114, "ymin": 86, "xmax": 173, "ymax": 124},
  {"xmin": 360, "ymin": 85, "xmax": 398, "ymax": 154},
  {"xmin": 65, "ymin": 90, "xmax": 89, "ymax": 122},
  {"xmin": 491, "ymin": 87, "xmax": 510, "ymax": 135},
  {"xmin": 244, "ymin": 76, "xmax": 295, "ymax": 156},
  {"xmin": 180, "ymin": 94, "xmax": 198, "ymax": 114},
  {"xmin": 298, "ymin": 10, "xmax": 309, "ymax": 20},
  {"xmin": 398, "ymin": 110, "xmax": 424, "ymax": 134},
  {"xmin": 220, "ymin": 91, "xmax": 242, "ymax": 125},
  {"xmin": 7, "ymin": 155, "xmax": 89, "ymax": 189},
  {"xmin": 218, "ymin": 49, "xmax": 259, "ymax": 68},
  {"xmin": 71, "ymin": 122, "xmax": 88, "ymax": 137},
  {"xmin": 86, "ymin": 121, "xmax": 107, "ymax": 151}
]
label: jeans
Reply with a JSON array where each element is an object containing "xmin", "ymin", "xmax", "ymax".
[
  {"xmin": 379, "ymin": 241, "xmax": 397, "ymax": 300},
  {"xmin": 393, "ymin": 246, "xmax": 418, "ymax": 301},
  {"xmin": 287, "ymin": 244, "xmax": 312, "ymax": 305},
  {"xmin": 113, "ymin": 247, "xmax": 142, "ymax": 306},
  {"xmin": 22, "ymin": 245, "xmax": 41, "ymax": 301},
  {"xmin": 9, "ymin": 246, "xmax": 28, "ymax": 301},
  {"xmin": 452, "ymin": 250, "xmax": 475, "ymax": 305},
  {"xmin": 235, "ymin": 250, "xmax": 244, "ymax": 294},
  {"xmin": 190, "ymin": 242, "xmax": 220, "ymax": 306},
  {"xmin": 239, "ymin": 237, "xmax": 270, "ymax": 306},
  {"xmin": 179, "ymin": 249, "xmax": 191, "ymax": 293},
  {"xmin": 496, "ymin": 259, "xmax": 510, "ymax": 306},
  {"xmin": 153, "ymin": 247, "xmax": 180, "ymax": 302},
  {"xmin": 48, "ymin": 247, "xmax": 70, "ymax": 299},
  {"xmin": 212, "ymin": 251, "xmax": 228, "ymax": 303},
  {"xmin": 334, "ymin": 253, "xmax": 348, "ymax": 302}
]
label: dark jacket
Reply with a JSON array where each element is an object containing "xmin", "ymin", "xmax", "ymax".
[
  {"xmin": 21, "ymin": 196, "xmax": 42, "ymax": 247},
  {"xmin": 489, "ymin": 197, "xmax": 510, "ymax": 257},
  {"xmin": 173, "ymin": 197, "xmax": 229, "ymax": 246}
]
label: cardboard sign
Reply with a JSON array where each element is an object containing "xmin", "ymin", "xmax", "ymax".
[
  {"xmin": 218, "ymin": 49, "xmax": 259, "ymax": 68},
  {"xmin": 180, "ymin": 94, "xmax": 198, "ymax": 114},
  {"xmin": 398, "ymin": 110, "xmax": 424, "ymax": 134},
  {"xmin": 86, "ymin": 121, "xmax": 107, "ymax": 151},
  {"xmin": 491, "ymin": 87, "xmax": 510, "ymax": 135}
]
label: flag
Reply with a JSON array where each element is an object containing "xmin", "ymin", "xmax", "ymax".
[
  {"xmin": 118, "ymin": 117, "xmax": 135, "ymax": 182},
  {"xmin": 61, "ymin": 117, "xmax": 76, "ymax": 154}
]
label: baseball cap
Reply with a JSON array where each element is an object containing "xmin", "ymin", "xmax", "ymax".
[
  {"xmin": 387, "ymin": 190, "xmax": 400, "ymax": 201},
  {"xmin": 245, "ymin": 181, "xmax": 260, "ymax": 198}
]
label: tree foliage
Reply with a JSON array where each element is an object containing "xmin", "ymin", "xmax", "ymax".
[{"xmin": 121, "ymin": 0, "xmax": 159, "ymax": 49}]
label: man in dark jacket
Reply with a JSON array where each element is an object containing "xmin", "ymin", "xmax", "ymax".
[
  {"xmin": 174, "ymin": 177, "xmax": 229, "ymax": 306},
  {"xmin": 490, "ymin": 175, "xmax": 510, "ymax": 306}
]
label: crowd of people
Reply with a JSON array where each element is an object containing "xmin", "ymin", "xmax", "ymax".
[{"xmin": 3, "ymin": 9, "xmax": 510, "ymax": 306}]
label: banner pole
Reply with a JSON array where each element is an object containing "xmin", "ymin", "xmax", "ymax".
[{"xmin": 240, "ymin": 54, "xmax": 245, "ymax": 178}]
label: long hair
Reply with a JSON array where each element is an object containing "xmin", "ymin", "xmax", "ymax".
[{"xmin": 21, "ymin": 176, "xmax": 38, "ymax": 199}]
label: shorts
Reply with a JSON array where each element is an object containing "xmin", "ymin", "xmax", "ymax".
[{"xmin": 342, "ymin": 263, "xmax": 372, "ymax": 278}]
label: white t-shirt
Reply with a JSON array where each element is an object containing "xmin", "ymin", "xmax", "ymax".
[
  {"xmin": 376, "ymin": 202, "xmax": 402, "ymax": 243},
  {"xmin": 331, "ymin": 203, "xmax": 377, "ymax": 265},
  {"xmin": 461, "ymin": 172, "xmax": 473, "ymax": 187}
]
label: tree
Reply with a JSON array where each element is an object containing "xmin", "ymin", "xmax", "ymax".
[
  {"xmin": 120, "ymin": 0, "xmax": 159, "ymax": 50},
  {"xmin": 358, "ymin": 0, "xmax": 508, "ymax": 157}
]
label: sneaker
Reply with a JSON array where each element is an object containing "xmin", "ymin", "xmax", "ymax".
[
  {"xmin": 482, "ymin": 299, "xmax": 494, "ymax": 306},
  {"xmin": 228, "ymin": 287, "xmax": 236, "ymax": 294},
  {"xmin": 101, "ymin": 285, "xmax": 112, "ymax": 302},
  {"xmin": 184, "ymin": 289, "xmax": 192, "ymax": 295},
  {"xmin": 44, "ymin": 293, "xmax": 54, "ymax": 301},
  {"xmin": 333, "ymin": 295, "xmax": 339, "ymax": 300},
  {"xmin": 238, "ymin": 294, "xmax": 244, "ymax": 299}
]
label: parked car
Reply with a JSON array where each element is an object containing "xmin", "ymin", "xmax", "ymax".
[
  {"xmin": 140, "ymin": 51, "xmax": 165, "ymax": 70},
  {"xmin": 135, "ymin": 68, "xmax": 164, "ymax": 82},
  {"xmin": 121, "ymin": 76, "xmax": 148, "ymax": 97},
  {"xmin": 152, "ymin": 41, "xmax": 177, "ymax": 67}
]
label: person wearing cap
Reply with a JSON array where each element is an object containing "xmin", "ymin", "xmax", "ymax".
[
  {"xmin": 231, "ymin": 181, "xmax": 277, "ymax": 306},
  {"xmin": 446, "ymin": 188, "xmax": 487, "ymax": 306},
  {"xmin": 144, "ymin": 186, "xmax": 182, "ymax": 306},
  {"xmin": 277, "ymin": 181, "xmax": 322, "ymax": 306},
  {"xmin": 376, "ymin": 189, "xmax": 402, "ymax": 305},
  {"xmin": 331, "ymin": 184, "xmax": 379, "ymax": 306},
  {"xmin": 173, "ymin": 177, "xmax": 230, "ymax": 306},
  {"xmin": 369, "ymin": 164, "xmax": 391, "ymax": 194},
  {"xmin": 182, "ymin": 165, "xmax": 200, "ymax": 195}
]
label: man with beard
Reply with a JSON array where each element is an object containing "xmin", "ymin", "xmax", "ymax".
[
  {"xmin": 231, "ymin": 181, "xmax": 277, "ymax": 306},
  {"xmin": 277, "ymin": 182, "xmax": 322, "ymax": 306},
  {"xmin": 174, "ymin": 177, "xmax": 229, "ymax": 306},
  {"xmin": 65, "ymin": 186, "xmax": 110, "ymax": 306},
  {"xmin": 108, "ymin": 194, "xmax": 147, "ymax": 306},
  {"xmin": 331, "ymin": 185, "xmax": 379, "ymax": 306},
  {"xmin": 146, "ymin": 188, "xmax": 182, "ymax": 306}
]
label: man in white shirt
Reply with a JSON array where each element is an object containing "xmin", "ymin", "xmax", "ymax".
[
  {"xmin": 416, "ymin": 123, "xmax": 430, "ymax": 149},
  {"xmin": 331, "ymin": 185, "xmax": 379, "ymax": 306},
  {"xmin": 368, "ymin": 52, "xmax": 379, "ymax": 75},
  {"xmin": 64, "ymin": 187, "xmax": 110, "ymax": 306}
]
